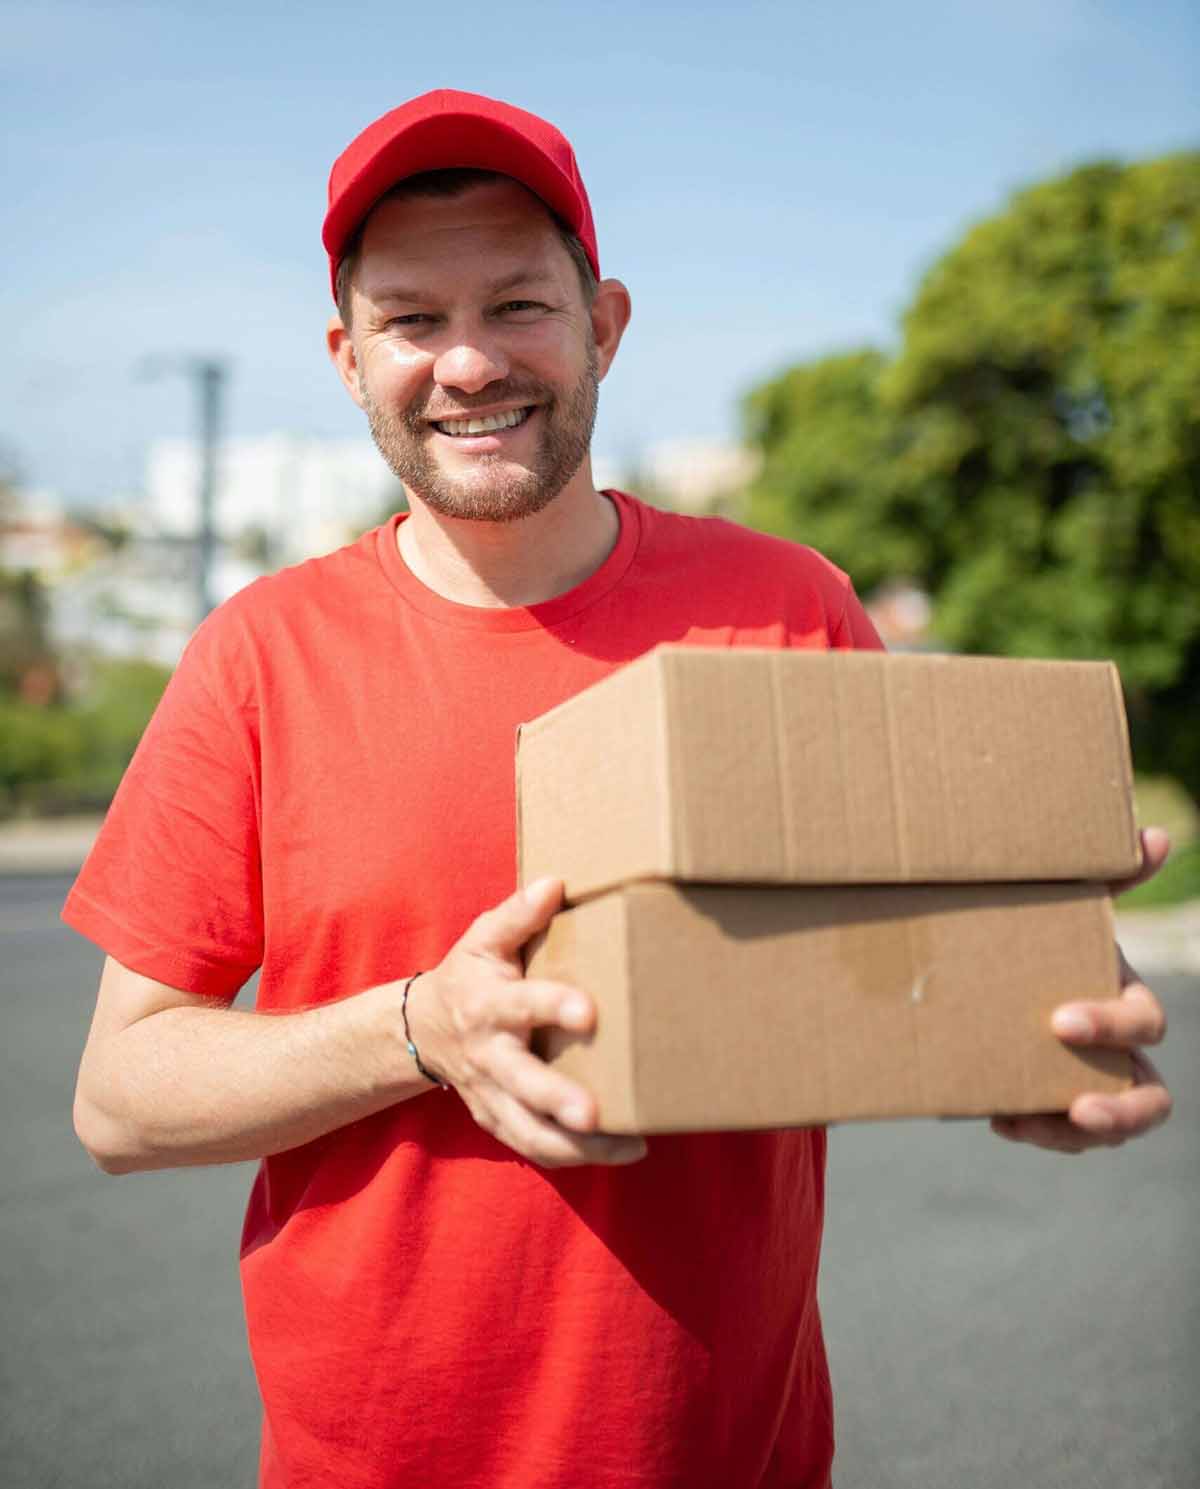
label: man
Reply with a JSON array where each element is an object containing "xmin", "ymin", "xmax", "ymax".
[{"xmin": 67, "ymin": 90, "xmax": 1172, "ymax": 1488}]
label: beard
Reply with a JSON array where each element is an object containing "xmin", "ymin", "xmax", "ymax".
[{"xmin": 361, "ymin": 341, "xmax": 600, "ymax": 524}]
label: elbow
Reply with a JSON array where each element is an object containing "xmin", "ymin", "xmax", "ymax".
[{"xmin": 73, "ymin": 1088, "xmax": 142, "ymax": 1175}]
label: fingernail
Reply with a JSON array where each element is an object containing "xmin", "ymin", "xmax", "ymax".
[
  {"xmin": 615, "ymin": 1141, "xmax": 648, "ymax": 1164},
  {"xmin": 1052, "ymin": 1008, "xmax": 1093, "ymax": 1040},
  {"xmin": 523, "ymin": 877, "xmax": 556, "ymax": 901},
  {"xmin": 561, "ymin": 1100, "xmax": 590, "ymax": 1128},
  {"xmin": 561, "ymin": 995, "xmax": 590, "ymax": 1027}
]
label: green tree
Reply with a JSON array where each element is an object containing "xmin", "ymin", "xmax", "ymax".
[
  {"xmin": 744, "ymin": 153, "xmax": 1200, "ymax": 802},
  {"xmin": 0, "ymin": 657, "xmax": 172, "ymax": 814},
  {"xmin": 743, "ymin": 349, "xmax": 943, "ymax": 595}
]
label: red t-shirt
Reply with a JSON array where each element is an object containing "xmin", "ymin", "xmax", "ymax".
[{"xmin": 64, "ymin": 492, "xmax": 882, "ymax": 1489}]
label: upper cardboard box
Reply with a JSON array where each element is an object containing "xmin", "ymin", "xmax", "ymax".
[{"xmin": 517, "ymin": 648, "xmax": 1139, "ymax": 900}]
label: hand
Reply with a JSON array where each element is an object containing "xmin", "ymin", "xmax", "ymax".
[
  {"xmin": 406, "ymin": 877, "xmax": 648, "ymax": 1169},
  {"xmin": 991, "ymin": 827, "xmax": 1174, "ymax": 1153}
]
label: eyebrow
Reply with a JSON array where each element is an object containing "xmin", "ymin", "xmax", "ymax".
[{"xmin": 369, "ymin": 269, "xmax": 561, "ymax": 306}]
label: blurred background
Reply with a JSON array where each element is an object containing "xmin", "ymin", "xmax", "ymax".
[{"xmin": 1, "ymin": 2, "xmax": 1197, "ymax": 1485}]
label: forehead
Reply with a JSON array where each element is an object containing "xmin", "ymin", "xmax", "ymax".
[{"xmin": 354, "ymin": 179, "xmax": 571, "ymax": 300}]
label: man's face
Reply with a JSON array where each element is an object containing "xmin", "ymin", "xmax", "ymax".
[{"xmin": 343, "ymin": 179, "xmax": 604, "ymax": 523}]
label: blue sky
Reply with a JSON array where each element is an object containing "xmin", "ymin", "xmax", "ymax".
[{"xmin": 4, "ymin": 0, "xmax": 1198, "ymax": 509}]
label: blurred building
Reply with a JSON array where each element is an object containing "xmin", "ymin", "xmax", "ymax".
[
  {"xmin": 144, "ymin": 433, "xmax": 403, "ymax": 567},
  {"xmin": 634, "ymin": 439, "xmax": 760, "ymax": 515},
  {"xmin": 863, "ymin": 580, "xmax": 934, "ymax": 651},
  {"xmin": 2, "ymin": 435, "xmax": 402, "ymax": 670},
  {"xmin": 41, "ymin": 433, "xmax": 403, "ymax": 665},
  {"xmin": 2, "ymin": 495, "xmax": 195, "ymax": 670},
  {"xmin": 0, "ymin": 499, "xmax": 104, "ymax": 579},
  {"xmin": 47, "ymin": 538, "xmax": 258, "ymax": 670}
]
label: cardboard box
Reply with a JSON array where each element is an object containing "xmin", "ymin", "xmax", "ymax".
[
  {"xmin": 517, "ymin": 648, "xmax": 1140, "ymax": 901},
  {"xmin": 527, "ymin": 882, "xmax": 1132, "ymax": 1132}
]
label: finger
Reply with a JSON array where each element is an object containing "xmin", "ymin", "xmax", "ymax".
[
  {"xmin": 465, "ymin": 877, "xmax": 565, "ymax": 959},
  {"xmin": 990, "ymin": 1114, "xmax": 1093, "ymax": 1153},
  {"xmin": 991, "ymin": 1075, "xmax": 1173, "ymax": 1151},
  {"xmin": 485, "ymin": 976, "xmax": 595, "ymax": 1036},
  {"xmin": 485, "ymin": 1087, "xmax": 647, "ymax": 1168},
  {"xmin": 1070, "ymin": 1079, "xmax": 1173, "ymax": 1139},
  {"xmin": 1108, "ymin": 826, "xmax": 1170, "ymax": 897},
  {"xmin": 487, "ymin": 1038, "xmax": 600, "ymax": 1131},
  {"xmin": 1051, "ymin": 982, "xmax": 1167, "ymax": 1048}
]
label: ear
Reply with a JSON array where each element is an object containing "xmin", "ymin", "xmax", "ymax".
[
  {"xmin": 589, "ymin": 279, "xmax": 632, "ymax": 382},
  {"xmin": 327, "ymin": 314, "xmax": 365, "ymax": 408}
]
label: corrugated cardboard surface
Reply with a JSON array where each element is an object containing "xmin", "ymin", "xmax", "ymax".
[
  {"xmin": 517, "ymin": 649, "xmax": 1140, "ymax": 901},
  {"xmin": 528, "ymin": 882, "xmax": 1131, "ymax": 1133}
]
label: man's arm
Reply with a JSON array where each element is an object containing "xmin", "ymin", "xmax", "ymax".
[
  {"xmin": 74, "ymin": 877, "xmax": 647, "ymax": 1174},
  {"xmin": 991, "ymin": 826, "xmax": 1173, "ymax": 1153}
]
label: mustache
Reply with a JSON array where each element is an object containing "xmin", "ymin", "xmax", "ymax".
[{"xmin": 413, "ymin": 381, "xmax": 552, "ymax": 423}]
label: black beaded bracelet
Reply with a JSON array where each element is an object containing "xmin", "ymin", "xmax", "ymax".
[{"xmin": 400, "ymin": 973, "xmax": 449, "ymax": 1089}]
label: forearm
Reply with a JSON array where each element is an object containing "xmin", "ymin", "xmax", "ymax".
[{"xmin": 75, "ymin": 981, "xmax": 431, "ymax": 1173}]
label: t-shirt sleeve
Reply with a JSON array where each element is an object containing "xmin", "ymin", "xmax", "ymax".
[
  {"xmin": 831, "ymin": 577, "xmax": 886, "ymax": 652},
  {"xmin": 62, "ymin": 617, "xmax": 264, "ymax": 1000}
]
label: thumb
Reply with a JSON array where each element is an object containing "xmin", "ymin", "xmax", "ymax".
[{"xmin": 467, "ymin": 877, "xmax": 565, "ymax": 958}]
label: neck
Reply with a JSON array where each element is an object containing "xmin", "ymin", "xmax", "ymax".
[{"xmin": 395, "ymin": 469, "xmax": 619, "ymax": 608}]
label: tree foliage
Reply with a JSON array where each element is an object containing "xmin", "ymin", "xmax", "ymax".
[
  {"xmin": 0, "ymin": 658, "xmax": 172, "ymax": 815},
  {"xmin": 744, "ymin": 153, "xmax": 1200, "ymax": 802}
]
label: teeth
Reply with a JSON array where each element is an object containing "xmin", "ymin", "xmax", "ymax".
[{"xmin": 435, "ymin": 408, "xmax": 529, "ymax": 437}]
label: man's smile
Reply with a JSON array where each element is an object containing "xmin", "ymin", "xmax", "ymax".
[{"xmin": 428, "ymin": 405, "xmax": 537, "ymax": 439}]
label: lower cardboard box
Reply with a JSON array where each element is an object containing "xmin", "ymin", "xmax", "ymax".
[{"xmin": 526, "ymin": 881, "xmax": 1132, "ymax": 1133}]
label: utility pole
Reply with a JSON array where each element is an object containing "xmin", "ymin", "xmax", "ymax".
[
  {"xmin": 139, "ymin": 355, "xmax": 230, "ymax": 627},
  {"xmin": 194, "ymin": 359, "xmax": 225, "ymax": 622}
]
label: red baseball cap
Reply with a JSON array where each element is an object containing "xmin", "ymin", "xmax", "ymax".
[{"xmin": 322, "ymin": 89, "xmax": 599, "ymax": 303}]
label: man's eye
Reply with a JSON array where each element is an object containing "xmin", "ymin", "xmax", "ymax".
[
  {"xmin": 498, "ymin": 300, "xmax": 546, "ymax": 315},
  {"xmin": 389, "ymin": 313, "xmax": 433, "ymax": 328}
]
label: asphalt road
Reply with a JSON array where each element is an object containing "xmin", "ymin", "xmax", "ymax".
[{"xmin": 2, "ymin": 874, "xmax": 1196, "ymax": 1488}]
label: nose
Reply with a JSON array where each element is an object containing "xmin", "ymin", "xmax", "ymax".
[{"xmin": 433, "ymin": 327, "xmax": 510, "ymax": 395}]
